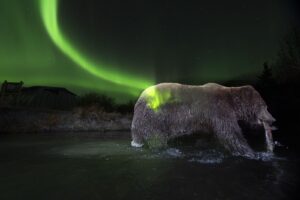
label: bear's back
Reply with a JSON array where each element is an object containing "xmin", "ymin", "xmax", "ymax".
[{"xmin": 137, "ymin": 83, "xmax": 232, "ymax": 111}]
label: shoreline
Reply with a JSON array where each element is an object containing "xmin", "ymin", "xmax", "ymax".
[{"xmin": 0, "ymin": 106, "xmax": 132, "ymax": 134}]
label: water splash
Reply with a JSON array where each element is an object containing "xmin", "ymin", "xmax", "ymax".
[
  {"xmin": 51, "ymin": 137, "xmax": 286, "ymax": 164},
  {"xmin": 188, "ymin": 149, "xmax": 225, "ymax": 164},
  {"xmin": 165, "ymin": 148, "xmax": 183, "ymax": 157},
  {"xmin": 248, "ymin": 152, "xmax": 286, "ymax": 162}
]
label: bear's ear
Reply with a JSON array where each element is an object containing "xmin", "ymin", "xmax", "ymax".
[
  {"xmin": 241, "ymin": 85, "xmax": 255, "ymax": 96},
  {"xmin": 243, "ymin": 85, "xmax": 255, "ymax": 91},
  {"xmin": 231, "ymin": 85, "xmax": 255, "ymax": 102}
]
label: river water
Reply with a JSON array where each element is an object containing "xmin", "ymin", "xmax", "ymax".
[{"xmin": 0, "ymin": 132, "xmax": 299, "ymax": 200}]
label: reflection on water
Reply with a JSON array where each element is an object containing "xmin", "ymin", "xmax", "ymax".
[{"xmin": 0, "ymin": 132, "xmax": 299, "ymax": 200}]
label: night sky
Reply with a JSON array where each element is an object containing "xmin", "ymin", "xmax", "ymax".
[{"xmin": 0, "ymin": 0, "xmax": 296, "ymax": 100}]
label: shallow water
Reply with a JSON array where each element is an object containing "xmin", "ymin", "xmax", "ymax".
[{"xmin": 0, "ymin": 132, "xmax": 299, "ymax": 200}]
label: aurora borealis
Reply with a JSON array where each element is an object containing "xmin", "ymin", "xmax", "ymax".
[
  {"xmin": 144, "ymin": 86, "xmax": 172, "ymax": 112},
  {"xmin": 0, "ymin": 0, "xmax": 295, "ymax": 100},
  {"xmin": 40, "ymin": 0, "xmax": 153, "ymax": 93}
]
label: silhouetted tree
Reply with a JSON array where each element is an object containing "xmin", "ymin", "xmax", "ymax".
[
  {"xmin": 77, "ymin": 93, "xmax": 136, "ymax": 114},
  {"xmin": 275, "ymin": 27, "xmax": 300, "ymax": 84},
  {"xmin": 78, "ymin": 93, "xmax": 116, "ymax": 112},
  {"xmin": 258, "ymin": 62, "xmax": 275, "ymax": 88},
  {"xmin": 116, "ymin": 100, "xmax": 135, "ymax": 114}
]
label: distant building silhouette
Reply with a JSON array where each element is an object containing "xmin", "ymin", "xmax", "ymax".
[
  {"xmin": 0, "ymin": 80, "xmax": 23, "ymax": 106},
  {"xmin": 0, "ymin": 80, "xmax": 23, "ymax": 97}
]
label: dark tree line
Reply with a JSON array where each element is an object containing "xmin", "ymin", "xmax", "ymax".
[
  {"xmin": 256, "ymin": 27, "xmax": 300, "ymax": 150},
  {"xmin": 78, "ymin": 93, "xmax": 135, "ymax": 114},
  {"xmin": 257, "ymin": 27, "xmax": 300, "ymax": 87},
  {"xmin": 276, "ymin": 27, "xmax": 300, "ymax": 84}
]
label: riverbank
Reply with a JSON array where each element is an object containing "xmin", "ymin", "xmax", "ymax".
[{"xmin": 0, "ymin": 106, "xmax": 132, "ymax": 133}]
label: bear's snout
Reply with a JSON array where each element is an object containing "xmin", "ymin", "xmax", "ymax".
[{"xmin": 258, "ymin": 109, "xmax": 276, "ymax": 124}]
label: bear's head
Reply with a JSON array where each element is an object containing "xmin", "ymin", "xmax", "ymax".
[
  {"xmin": 231, "ymin": 85, "xmax": 276, "ymax": 152},
  {"xmin": 231, "ymin": 85, "xmax": 275, "ymax": 126}
]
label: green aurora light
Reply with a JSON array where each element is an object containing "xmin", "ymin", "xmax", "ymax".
[
  {"xmin": 0, "ymin": 0, "xmax": 154, "ymax": 101},
  {"xmin": 0, "ymin": 0, "xmax": 289, "ymax": 100},
  {"xmin": 39, "ymin": 0, "xmax": 153, "ymax": 94},
  {"xmin": 143, "ymin": 86, "xmax": 175, "ymax": 112}
]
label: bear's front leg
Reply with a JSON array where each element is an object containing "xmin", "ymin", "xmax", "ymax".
[
  {"xmin": 131, "ymin": 127, "xmax": 144, "ymax": 147},
  {"xmin": 214, "ymin": 120, "xmax": 255, "ymax": 158}
]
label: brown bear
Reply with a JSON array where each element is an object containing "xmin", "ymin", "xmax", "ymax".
[{"xmin": 131, "ymin": 83, "xmax": 276, "ymax": 157}]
